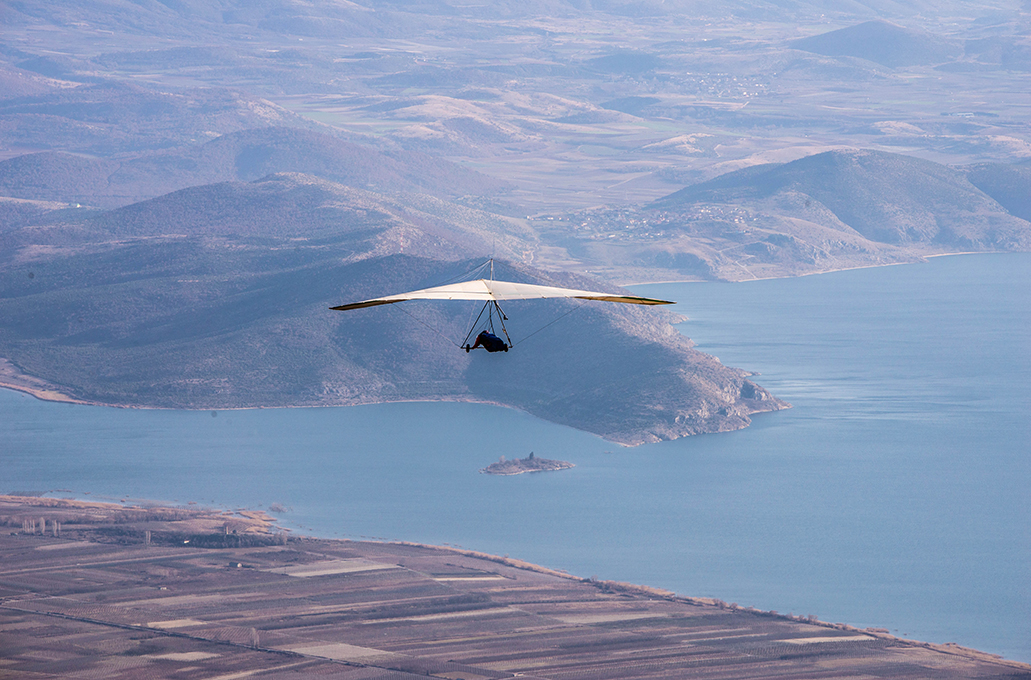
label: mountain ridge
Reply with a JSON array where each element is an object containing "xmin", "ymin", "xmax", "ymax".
[{"xmin": 0, "ymin": 126, "xmax": 508, "ymax": 209}]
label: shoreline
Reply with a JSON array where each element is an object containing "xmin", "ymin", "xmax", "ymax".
[
  {"xmin": 620, "ymin": 250, "xmax": 1007, "ymax": 287},
  {"xmin": 0, "ymin": 371, "xmax": 782, "ymax": 447},
  {"xmin": 0, "ymin": 358, "xmax": 92, "ymax": 406}
]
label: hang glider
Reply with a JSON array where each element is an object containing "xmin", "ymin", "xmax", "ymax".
[
  {"xmin": 329, "ymin": 279, "xmax": 675, "ymax": 311},
  {"xmin": 330, "ymin": 268, "xmax": 675, "ymax": 353}
]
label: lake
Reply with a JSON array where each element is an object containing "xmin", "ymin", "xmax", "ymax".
[{"xmin": 2, "ymin": 253, "xmax": 1029, "ymax": 661}]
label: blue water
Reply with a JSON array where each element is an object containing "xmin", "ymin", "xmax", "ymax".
[{"xmin": 2, "ymin": 253, "xmax": 1029, "ymax": 661}]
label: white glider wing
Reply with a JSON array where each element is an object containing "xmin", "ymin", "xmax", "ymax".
[{"xmin": 330, "ymin": 278, "xmax": 674, "ymax": 311}]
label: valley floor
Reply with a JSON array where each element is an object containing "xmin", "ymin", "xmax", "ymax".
[{"xmin": 1, "ymin": 495, "xmax": 1027, "ymax": 679}]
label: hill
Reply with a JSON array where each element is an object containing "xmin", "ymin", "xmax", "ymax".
[
  {"xmin": 531, "ymin": 149, "xmax": 1031, "ymax": 281},
  {"xmin": 963, "ymin": 162, "xmax": 1031, "ymax": 222},
  {"xmin": 0, "ymin": 174, "xmax": 785, "ymax": 445},
  {"xmin": 653, "ymin": 149, "xmax": 1031, "ymax": 249},
  {"xmin": 790, "ymin": 20, "xmax": 962, "ymax": 68},
  {"xmin": 0, "ymin": 81, "xmax": 322, "ymax": 157},
  {"xmin": 0, "ymin": 127, "xmax": 509, "ymax": 209},
  {"xmin": 0, "ymin": 60, "xmax": 81, "ymax": 99},
  {"xmin": 0, "ymin": 152, "xmax": 114, "ymax": 207}
]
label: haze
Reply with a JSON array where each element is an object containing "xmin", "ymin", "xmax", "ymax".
[{"xmin": 1, "ymin": 0, "xmax": 1030, "ymax": 669}]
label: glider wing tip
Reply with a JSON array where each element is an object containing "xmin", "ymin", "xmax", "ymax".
[
  {"xmin": 629, "ymin": 296, "xmax": 675, "ymax": 305},
  {"xmin": 330, "ymin": 299, "xmax": 400, "ymax": 311},
  {"xmin": 573, "ymin": 295, "xmax": 675, "ymax": 305}
]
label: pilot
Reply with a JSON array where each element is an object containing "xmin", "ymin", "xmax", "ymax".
[{"xmin": 467, "ymin": 330, "xmax": 508, "ymax": 352}]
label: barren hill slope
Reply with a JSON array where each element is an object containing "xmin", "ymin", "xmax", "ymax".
[
  {"xmin": 0, "ymin": 127, "xmax": 508, "ymax": 209},
  {"xmin": 0, "ymin": 81, "xmax": 315, "ymax": 156},
  {"xmin": 790, "ymin": 20, "xmax": 962, "ymax": 67},
  {"xmin": 654, "ymin": 149, "xmax": 1031, "ymax": 249},
  {"xmin": 964, "ymin": 162, "xmax": 1031, "ymax": 222},
  {"xmin": 522, "ymin": 149, "xmax": 1031, "ymax": 282}
]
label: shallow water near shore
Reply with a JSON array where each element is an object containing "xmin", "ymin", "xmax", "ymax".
[{"xmin": 3, "ymin": 253, "xmax": 1029, "ymax": 661}]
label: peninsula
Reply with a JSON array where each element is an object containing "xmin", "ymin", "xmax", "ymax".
[
  {"xmin": 480, "ymin": 452, "xmax": 575, "ymax": 475},
  {"xmin": 1, "ymin": 494, "xmax": 1026, "ymax": 679}
]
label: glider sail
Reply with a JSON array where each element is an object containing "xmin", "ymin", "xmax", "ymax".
[
  {"xmin": 331, "ymin": 267, "xmax": 675, "ymax": 352},
  {"xmin": 330, "ymin": 279, "xmax": 675, "ymax": 311}
]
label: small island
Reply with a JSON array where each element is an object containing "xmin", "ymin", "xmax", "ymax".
[{"xmin": 480, "ymin": 452, "xmax": 575, "ymax": 476}]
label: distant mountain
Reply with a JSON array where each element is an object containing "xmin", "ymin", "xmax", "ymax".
[
  {"xmin": 654, "ymin": 149, "xmax": 1031, "ymax": 249},
  {"xmin": 198, "ymin": 127, "xmax": 507, "ymax": 196},
  {"xmin": 0, "ymin": 60, "xmax": 81, "ymax": 99},
  {"xmin": 770, "ymin": 52, "xmax": 891, "ymax": 82},
  {"xmin": 0, "ymin": 0, "xmax": 551, "ymax": 40},
  {"xmin": 790, "ymin": 20, "xmax": 961, "ymax": 67},
  {"xmin": 959, "ymin": 35, "xmax": 1031, "ymax": 72},
  {"xmin": 0, "ymin": 0, "xmax": 967, "ymax": 38},
  {"xmin": 0, "ymin": 176, "xmax": 785, "ymax": 444},
  {"xmin": 80, "ymin": 173, "xmax": 510, "ymax": 261},
  {"xmin": 0, "ymin": 152, "xmax": 114, "ymax": 206},
  {"xmin": 587, "ymin": 51, "xmax": 664, "ymax": 74},
  {"xmin": 0, "ymin": 197, "xmax": 77, "ymax": 232},
  {"xmin": 0, "ymin": 172, "xmax": 529, "ymax": 261},
  {"xmin": 963, "ymin": 162, "xmax": 1031, "ymax": 222},
  {"xmin": 0, "ymin": 81, "xmax": 316, "ymax": 157},
  {"xmin": 0, "ymin": 127, "xmax": 508, "ymax": 208}
]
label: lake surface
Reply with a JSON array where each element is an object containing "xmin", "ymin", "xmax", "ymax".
[{"xmin": 3, "ymin": 253, "xmax": 1029, "ymax": 661}]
